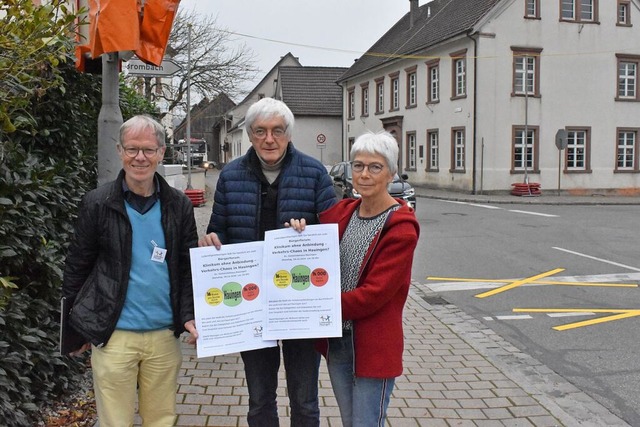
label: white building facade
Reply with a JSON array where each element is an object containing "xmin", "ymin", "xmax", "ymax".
[{"xmin": 340, "ymin": 0, "xmax": 640, "ymax": 194}]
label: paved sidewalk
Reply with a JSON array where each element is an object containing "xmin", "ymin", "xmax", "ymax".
[
  {"xmin": 179, "ymin": 196, "xmax": 631, "ymax": 427},
  {"xmin": 172, "ymin": 282, "xmax": 629, "ymax": 427}
]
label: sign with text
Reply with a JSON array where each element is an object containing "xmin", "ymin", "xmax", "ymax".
[{"xmin": 124, "ymin": 58, "xmax": 182, "ymax": 77}]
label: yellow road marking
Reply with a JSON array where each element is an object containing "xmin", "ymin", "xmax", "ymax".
[
  {"xmin": 426, "ymin": 277, "xmax": 637, "ymax": 288},
  {"xmin": 513, "ymin": 308, "xmax": 640, "ymax": 331},
  {"xmin": 473, "ymin": 268, "xmax": 565, "ymax": 298}
]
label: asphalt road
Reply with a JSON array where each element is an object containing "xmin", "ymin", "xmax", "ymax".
[{"xmin": 415, "ymin": 199, "xmax": 640, "ymax": 425}]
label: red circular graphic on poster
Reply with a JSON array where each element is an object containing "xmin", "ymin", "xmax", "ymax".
[
  {"xmin": 310, "ymin": 268, "xmax": 329, "ymax": 287},
  {"xmin": 242, "ymin": 283, "xmax": 260, "ymax": 301}
]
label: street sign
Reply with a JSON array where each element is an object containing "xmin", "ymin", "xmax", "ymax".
[
  {"xmin": 316, "ymin": 134, "xmax": 326, "ymax": 144},
  {"xmin": 124, "ymin": 58, "xmax": 182, "ymax": 77},
  {"xmin": 555, "ymin": 129, "xmax": 568, "ymax": 195},
  {"xmin": 555, "ymin": 129, "xmax": 568, "ymax": 150}
]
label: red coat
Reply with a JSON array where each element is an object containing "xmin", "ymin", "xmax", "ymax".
[{"xmin": 318, "ymin": 198, "xmax": 419, "ymax": 378}]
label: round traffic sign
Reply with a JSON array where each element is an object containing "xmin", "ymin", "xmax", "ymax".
[
  {"xmin": 316, "ymin": 134, "xmax": 326, "ymax": 144},
  {"xmin": 555, "ymin": 129, "xmax": 568, "ymax": 150}
]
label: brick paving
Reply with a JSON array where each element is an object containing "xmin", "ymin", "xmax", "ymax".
[
  {"xmin": 115, "ymin": 178, "xmax": 636, "ymax": 426},
  {"xmin": 169, "ymin": 185, "xmax": 631, "ymax": 427},
  {"xmin": 165, "ymin": 278, "xmax": 628, "ymax": 426},
  {"xmin": 162, "ymin": 283, "xmax": 627, "ymax": 427}
]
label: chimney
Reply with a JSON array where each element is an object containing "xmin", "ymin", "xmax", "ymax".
[{"xmin": 409, "ymin": 0, "xmax": 419, "ymax": 28}]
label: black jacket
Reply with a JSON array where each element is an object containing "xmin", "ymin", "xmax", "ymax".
[{"xmin": 62, "ymin": 170, "xmax": 198, "ymax": 347}]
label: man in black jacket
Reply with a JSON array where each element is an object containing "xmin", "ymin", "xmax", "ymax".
[{"xmin": 62, "ymin": 115, "xmax": 199, "ymax": 426}]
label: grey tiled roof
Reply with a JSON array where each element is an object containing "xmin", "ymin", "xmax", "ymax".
[
  {"xmin": 338, "ymin": 0, "xmax": 501, "ymax": 82},
  {"xmin": 279, "ymin": 66, "xmax": 348, "ymax": 116}
]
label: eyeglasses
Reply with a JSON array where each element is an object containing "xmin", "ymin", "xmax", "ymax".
[
  {"xmin": 251, "ymin": 127, "xmax": 287, "ymax": 140},
  {"xmin": 120, "ymin": 145, "xmax": 160, "ymax": 158},
  {"xmin": 351, "ymin": 161, "xmax": 385, "ymax": 175}
]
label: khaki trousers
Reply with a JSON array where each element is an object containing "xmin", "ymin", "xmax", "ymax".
[{"xmin": 91, "ymin": 329, "xmax": 182, "ymax": 427}]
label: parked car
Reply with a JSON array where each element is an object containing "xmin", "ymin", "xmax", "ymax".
[{"xmin": 328, "ymin": 161, "xmax": 416, "ymax": 210}]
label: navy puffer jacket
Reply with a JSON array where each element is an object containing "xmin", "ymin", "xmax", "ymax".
[{"xmin": 206, "ymin": 143, "xmax": 337, "ymax": 243}]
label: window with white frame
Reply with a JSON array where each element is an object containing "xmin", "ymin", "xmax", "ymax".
[
  {"xmin": 361, "ymin": 84, "xmax": 369, "ymax": 116},
  {"xmin": 512, "ymin": 126, "xmax": 539, "ymax": 173},
  {"xmin": 427, "ymin": 60, "xmax": 440, "ymax": 103},
  {"xmin": 347, "ymin": 87, "xmax": 355, "ymax": 120},
  {"xmin": 406, "ymin": 132, "xmax": 417, "ymax": 170},
  {"xmin": 565, "ymin": 128, "xmax": 591, "ymax": 172},
  {"xmin": 525, "ymin": 0, "xmax": 539, "ymax": 18},
  {"xmin": 376, "ymin": 79, "xmax": 384, "ymax": 113},
  {"xmin": 617, "ymin": 54, "xmax": 639, "ymax": 100},
  {"xmin": 390, "ymin": 74, "xmax": 400, "ymax": 110},
  {"xmin": 427, "ymin": 129, "xmax": 439, "ymax": 171},
  {"xmin": 561, "ymin": 0, "xmax": 598, "ymax": 22},
  {"xmin": 406, "ymin": 67, "xmax": 417, "ymax": 107},
  {"xmin": 618, "ymin": 0, "xmax": 631, "ymax": 25},
  {"xmin": 512, "ymin": 48, "xmax": 542, "ymax": 96},
  {"xmin": 450, "ymin": 50, "xmax": 467, "ymax": 99},
  {"xmin": 451, "ymin": 128, "xmax": 465, "ymax": 172},
  {"xmin": 616, "ymin": 128, "xmax": 639, "ymax": 171}
]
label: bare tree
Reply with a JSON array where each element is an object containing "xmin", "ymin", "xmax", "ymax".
[{"xmin": 129, "ymin": 8, "xmax": 258, "ymax": 116}]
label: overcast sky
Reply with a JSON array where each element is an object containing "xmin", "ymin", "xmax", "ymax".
[{"xmin": 177, "ymin": 0, "xmax": 415, "ymax": 91}]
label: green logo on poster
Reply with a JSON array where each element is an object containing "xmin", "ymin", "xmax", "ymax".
[{"xmin": 291, "ymin": 265, "xmax": 311, "ymax": 291}]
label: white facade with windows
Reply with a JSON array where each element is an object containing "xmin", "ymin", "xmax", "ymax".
[{"xmin": 340, "ymin": 0, "xmax": 640, "ymax": 193}]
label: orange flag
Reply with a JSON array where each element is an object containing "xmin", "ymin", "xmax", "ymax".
[
  {"xmin": 87, "ymin": 0, "xmax": 140, "ymax": 58},
  {"xmin": 76, "ymin": 0, "xmax": 180, "ymax": 70},
  {"xmin": 135, "ymin": 0, "xmax": 181, "ymax": 66}
]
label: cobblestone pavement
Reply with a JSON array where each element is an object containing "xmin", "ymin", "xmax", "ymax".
[
  {"xmin": 167, "ymin": 276, "xmax": 629, "ymax": 426},
  {"xmin": 173, "ymin": 195, "xmax": 630, "ymax": 427},
  {"xmin": 108, "ymin": 175, "xmax": 635, "ymax": 426}
]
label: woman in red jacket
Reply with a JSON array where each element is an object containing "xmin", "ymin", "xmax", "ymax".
[{"xmin": 290, "ymin": 130, "xmax": 419, "ymax": 426}]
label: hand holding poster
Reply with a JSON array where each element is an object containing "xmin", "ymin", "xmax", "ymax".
[
  {"xmin": 190, "ymin": 242, "xmax": 277, "ymax": 358},
  {"xmin": 263, "ymin": 224, "xmax": 342, "ymax": 340},
  {"xmin": 190, "ymin": 223, "xmax": 341, "ymax": 357}
]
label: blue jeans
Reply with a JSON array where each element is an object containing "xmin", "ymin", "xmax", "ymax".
[
  {"xmin": 327, "ymin": 332, "xmax": 395, "ymax": 427},
  {"xmin": 241, "ymin": 339, "xmax": 320, "ymax": 427}
]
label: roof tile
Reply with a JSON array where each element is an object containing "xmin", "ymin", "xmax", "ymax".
[
  {"xmin": 279, "ymin": 66, "xmax": 348, "ymax": 116},
  {"xmin": 339, "ymin": 0, "xmax": 501, "ymax": 81}
]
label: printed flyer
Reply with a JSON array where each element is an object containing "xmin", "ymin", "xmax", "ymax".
[
  {"xmin": 262, "ymin": 223, "xmax": 342, "ymax": 340},
  {"xmin": 190, "ymin": 241, "xmax": 277, "ymax": 358}
]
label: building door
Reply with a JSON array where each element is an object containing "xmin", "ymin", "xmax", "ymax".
[{"xmin": 381, "ymin": 116, "xmax": 404, "ymax": 173}]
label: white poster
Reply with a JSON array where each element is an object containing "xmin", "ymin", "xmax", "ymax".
[
  {"xmin": 262, "ymin": 224, "xmax": 342, "ymax": 340},
  {"xmin": 190, "ymin": 242, "xmax": 277, "ymax": 358}
]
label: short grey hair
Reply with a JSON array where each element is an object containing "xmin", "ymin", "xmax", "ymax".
[
  {"xmin": 350, "ymin": 131, "xmax": 399, "ymax": 175},
  {"xmin": 119, "ymin": 115, "xmax": 166, "ymax": 147},
  {"xmin": 245, "ymin": 98, "xmax": 294, "ymax": 139}
]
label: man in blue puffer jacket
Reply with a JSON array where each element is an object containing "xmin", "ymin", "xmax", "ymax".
[{"xmin": 199, "ymin": 97, "xmax": 337, "ymax": 426}]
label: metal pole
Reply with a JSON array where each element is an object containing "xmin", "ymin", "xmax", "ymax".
[
  {"xmin": 186, "ymin": 24, "xmax": 192, "ymax": 189},
  {"xmin": 98, "ymin": 52, "xmax": 123, "ymax": 187},
  {"xmin": 558, "ymin": 148, "xmax": 561, "ymax": 196},
  {"xmin": 480, "ymin": 137, "xmax": 484, "ymax": 195},
  {"xmin": 523, "ymin": 55, "xmax": 529, "ymax": 186}
]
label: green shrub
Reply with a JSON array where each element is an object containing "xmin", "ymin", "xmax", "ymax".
[
  {"xmin": 0, "ymin": 53, "xmax": 162, "ymax": 424},
  {"xmin": 0, "ymin": 63, "xmax": 100, "ymax": 425}
]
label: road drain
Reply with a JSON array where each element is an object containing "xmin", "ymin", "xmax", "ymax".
[{"xmin": 421, "ymin": 295, "xmax": 449, "ymax": 305}]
